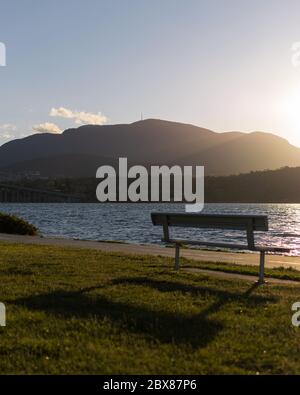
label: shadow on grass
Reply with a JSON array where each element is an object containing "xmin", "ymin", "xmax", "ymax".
[
  {"xmin": 12, "ymin": 278, "xmax": 275, "ymax": 349},
  {"xmin": 13, "ymin": 289, "xmax": 221, "ymax": 348},
  {"xmin": 112, "ymin": 277, "xmax": 276, "ymax": 306}
]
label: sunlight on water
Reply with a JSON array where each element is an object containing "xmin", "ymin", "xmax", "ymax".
[{"xmin": 0, "ymin": 203, "xmax": 299, "ymax": 256}]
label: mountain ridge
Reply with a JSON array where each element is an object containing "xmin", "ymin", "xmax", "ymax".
[{"xmin": 0, "ymin": 119, "xmax": 299, "ymax": 177}]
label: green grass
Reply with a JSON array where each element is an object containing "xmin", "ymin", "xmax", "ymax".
[{"xmin": 0, "ymin": 241, "xmax": 300, "ymax": 374}]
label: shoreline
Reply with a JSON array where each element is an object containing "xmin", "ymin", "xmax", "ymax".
[{"xmin": 0, "ymin": 233, "xmax": 300, "ymax": 270}]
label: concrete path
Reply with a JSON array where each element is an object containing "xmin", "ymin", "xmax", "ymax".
[
  {"xmin": 183, "ymin": 268, "xmax": 298, "ymax": 285},
  {"xmin": 0, "ymin": 233, "xmax": 299, "ymax": 270}
]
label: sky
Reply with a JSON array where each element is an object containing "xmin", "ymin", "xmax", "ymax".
[{"xmin": 2, "ymin": 0, "xmax": 300, "ymax": 146}]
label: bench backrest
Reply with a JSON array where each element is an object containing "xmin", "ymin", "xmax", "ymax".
[
  {"xmin": 151, "ymin": 213, "xmax": 268, "ymax": 230},
  {"xmin": 151, "ymin": 213, "xmax": 268, "ymax": 249}
]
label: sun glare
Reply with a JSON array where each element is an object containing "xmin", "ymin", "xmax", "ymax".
[{"xmin": 282, "ymin": 90, "xmax": 300, "ymax": 132}]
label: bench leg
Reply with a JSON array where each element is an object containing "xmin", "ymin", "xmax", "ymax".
[
  {"xmin": 174, "ymin": 243, "xmax": 180, "ymax": 271},
  {"xmin": 257, "ymin": 251, "xmax": 266, "ymax": 284}
]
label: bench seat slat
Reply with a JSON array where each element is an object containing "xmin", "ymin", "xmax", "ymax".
[
  {"xmin": 166, "ymin": 238, "xmax": 290, "ymax": 253},
  {"xmin": 253, "ymin": 246, "xmax": 291, "ymax": 253},
  {"xmin": 166, "ymin": 238, "xmax": 250, "ymax": 250}
]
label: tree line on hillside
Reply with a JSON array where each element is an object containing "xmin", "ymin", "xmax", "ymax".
[{"xmin": 2, "ymin": 166, "xmax": 300, "ymax": 203}]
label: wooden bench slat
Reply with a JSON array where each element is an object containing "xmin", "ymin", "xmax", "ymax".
[
  {"xmin": 253, "ymin": 246, "xmax": 291, "ymax": 253},
  {"xmin": 167, "ymin": 238, "xmax": 290, "ymax": 253},
  {"xmin": 167, "ymin": 238, "xmax": 250, "ymax": 250},
  {"xmin": 151, "ymin": 213, "xmax": 268, "ymax": 231}
]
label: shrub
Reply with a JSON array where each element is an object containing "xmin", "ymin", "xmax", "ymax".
[{"xmin": 0, "ymin": 213, "xmax": 38, "ymax": 235}]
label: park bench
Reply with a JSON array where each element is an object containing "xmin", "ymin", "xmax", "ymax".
[{"xmin": 151, "ymin": 213, "xmax": 290, "ymax": 284}]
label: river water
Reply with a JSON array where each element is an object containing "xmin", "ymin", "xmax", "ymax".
[{"xmin": 0, "ymin": 203, "xmax": 299, "ymax": 256}]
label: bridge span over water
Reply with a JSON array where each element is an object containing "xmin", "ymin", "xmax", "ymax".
[{"xmin": 0, "ymin": 184, "xmax": 81, "ymax": 203}]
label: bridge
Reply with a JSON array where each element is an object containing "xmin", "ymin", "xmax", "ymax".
[{"xmin": 0, "ymin": 184, "xmax": 82, "ymax": 203}]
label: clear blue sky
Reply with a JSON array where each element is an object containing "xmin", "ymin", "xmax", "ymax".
[{"xmin": 1, "ymin": 0, "xmax": 300, "ymax": 145}]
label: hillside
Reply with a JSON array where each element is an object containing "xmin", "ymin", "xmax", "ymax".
[
  {"xmin": 206, "ymin": 166, "xmax": 300, "ymax": 202},
  {"xmin": 1, "ymin": 119, "xmax": 300, "ymax": 177},
  {"xmin": 6, "ymin": 166, "xmax": 300, "ymax": 203}
]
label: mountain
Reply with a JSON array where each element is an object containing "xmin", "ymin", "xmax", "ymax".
[{"xmin": 0, "ymin": 119, "xmax": 300, "ymax": 177}]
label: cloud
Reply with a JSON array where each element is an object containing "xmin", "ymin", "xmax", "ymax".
[
  {"xmin": 32, "ymin": 122, "xmax": 62, "ymax": 134},
  {"xmin": 0, "ymin": 123, "xmax": 17, "ymax": 131},
  {"xmin": 50, "ymin": 107, "xmax": 107, "ymax": 125},
  {"xmin": 0, "ymin": 132, "xmax": 15, "ymax": 139},
  {"xmin": 0, "ymin": 124, "xmax": 17, "ymax": 139}
]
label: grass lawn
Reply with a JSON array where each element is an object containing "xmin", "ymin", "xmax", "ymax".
[{"xmin": 0, "ymin": 241, "xmax": 300, "ymax": 374}]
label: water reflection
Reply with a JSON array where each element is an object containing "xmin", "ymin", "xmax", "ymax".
[{"xmin": 0, "ymin": 203, "xmax": 299, "ymax": 256}]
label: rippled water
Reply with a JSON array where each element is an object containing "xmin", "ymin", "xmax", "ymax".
[{"xmin": 0, "ymin": 203, "xmax": 299, "ymax": 256}]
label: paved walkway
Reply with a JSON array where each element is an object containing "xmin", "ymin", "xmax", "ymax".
[
  {"xmin": 0, "ymin": 233, "xmax": 299, "ymax": 270},
  {"xmin": 183, "ymin": 268, "xmax": 298, "ymax": 285}
]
